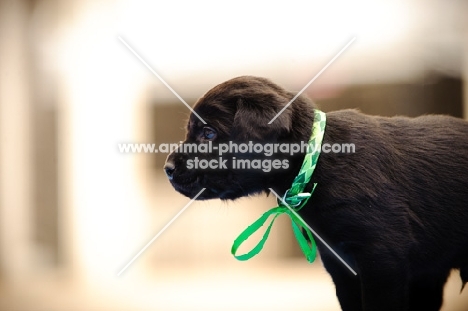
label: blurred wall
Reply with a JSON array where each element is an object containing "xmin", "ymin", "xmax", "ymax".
[
  {"xmin": 0, "ymin": 0, "xmax": 33, "ymax": 282},
  {"xmin": 0, "ymin": 0, "xmax": 468, "ymax": 310}
]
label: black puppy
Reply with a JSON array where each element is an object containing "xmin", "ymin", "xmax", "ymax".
[{"xmin": 164, "ymin": 76, "xmax": 468, "ymax": 311}]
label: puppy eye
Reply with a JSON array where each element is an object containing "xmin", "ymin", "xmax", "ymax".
[{"xmin": 202, "ymin": 127, "xmax": 217, "ymax": 140}]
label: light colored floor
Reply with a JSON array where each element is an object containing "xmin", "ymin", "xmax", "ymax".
[{"xmin": 1, "ymin": 260, "xmax": 467, "ymax": 311}]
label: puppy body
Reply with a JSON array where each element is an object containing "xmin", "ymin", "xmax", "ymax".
[
  {"xmin": 165, "ymin": 76, "xmax": 468, "ymax": 311},
  {"xmin": 308, "ymin": 110, "xmax": 468, "ymax": 310}
]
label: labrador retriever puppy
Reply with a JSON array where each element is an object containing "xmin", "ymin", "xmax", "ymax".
[{"xmin": 164, "ymin": 76, "xmax": 468, "ymax": 311}]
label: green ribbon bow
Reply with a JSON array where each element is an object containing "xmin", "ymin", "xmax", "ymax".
[{"xmin": 231, "ymin": 110, "xmax": 327, "ymax": 263}]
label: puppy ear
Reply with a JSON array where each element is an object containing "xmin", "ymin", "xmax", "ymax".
[{"xmin": 232, "ymin": 97, "xmax": 292, "ymax": 141}]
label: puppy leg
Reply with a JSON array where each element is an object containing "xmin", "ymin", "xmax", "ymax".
[
  {"xmin": 321, "ymin": 251, "xmax": 362, "ymax": 311},
  {"xmin": 408, "ymin": 271, "xmax": 449, "ymax": 311},
  {"xmin": 357, "ymin": 252, "xmax": 410, "ymax": 311}
]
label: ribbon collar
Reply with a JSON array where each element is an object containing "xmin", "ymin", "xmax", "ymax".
[{"xmin": 231, "ymin": 110, "xmax": 327, "ymax": 263}]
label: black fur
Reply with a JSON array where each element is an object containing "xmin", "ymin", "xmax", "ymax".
[{"xmin": 165, "ymin": 76, "xmax": 468, "ymax": 311}]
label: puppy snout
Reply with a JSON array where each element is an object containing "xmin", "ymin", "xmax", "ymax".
[{"xmin": 164, "ymin": 160, "xmax": 176, "ymax": 180}]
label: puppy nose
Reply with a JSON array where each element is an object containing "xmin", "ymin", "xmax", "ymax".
[{"xmin": 164, "ymin": 161, "xmax": 175, "ymax": 180}]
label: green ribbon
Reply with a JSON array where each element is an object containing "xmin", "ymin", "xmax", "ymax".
[{"xmin": 231, "ymin": 110, "xmax": 327, "ymax": 263}]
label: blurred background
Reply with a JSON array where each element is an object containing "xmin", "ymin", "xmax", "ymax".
[{"xmin": 0, "ymin": 0, "xmax": 468, "ymax": 310}]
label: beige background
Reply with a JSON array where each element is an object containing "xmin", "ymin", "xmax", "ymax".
[{"xmin": 1, "ymin": 0, "xmax": 468, "ymax": 310}]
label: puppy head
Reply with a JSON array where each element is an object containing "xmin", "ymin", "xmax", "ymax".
[
  {"xmin": 195, "ymin": 76, "xmax": 293, "ymax": 141},
  {"xmin": 164, "ymin": 76, "xmax": 315, "ymax": 200}
]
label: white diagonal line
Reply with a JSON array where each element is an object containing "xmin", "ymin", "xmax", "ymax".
[
  {"xmin": 118, "ymin": 36, "xmax": 207, "ymax": 124},
  {"xmin": 117, "ymin": 188, "xmax": 206, "ymax": 276},
  {"xmin": 269, "ymin": 188, "xmax": 357, "ymax": 275},
  {"xmin": 268, "ymin": 37, "xmax": 356, "ymax": 124}
]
